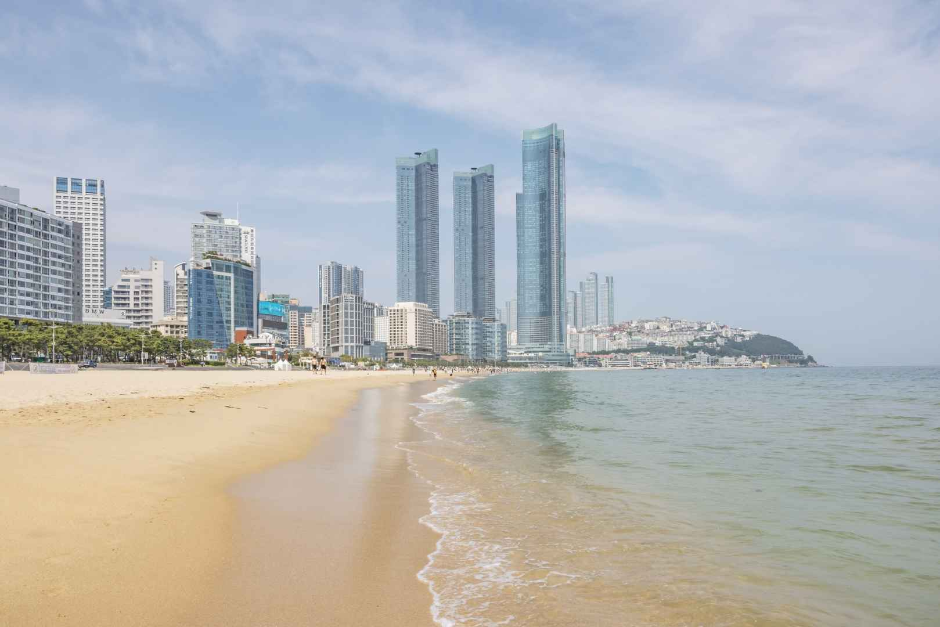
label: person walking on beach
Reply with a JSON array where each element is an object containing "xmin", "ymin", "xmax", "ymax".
[{"xmin": 433, "ymin": 368, "xmax": 437, "ymax": 380}]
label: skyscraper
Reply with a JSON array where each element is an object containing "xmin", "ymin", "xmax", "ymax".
[
  {"xmin": 396, "ymin": 149, "xmax": 440, "ymax": 318},
  {"xmin": 598, "ymin": 276, "xmax": 615, "ymax": 327},
  {"xmin": 453, "ymin": 165, "xmax": 496, "ymax": 318},
  {"xmin": 582, "ymin": 272, "xmax": 598, "ymax": 327},
  {"xmin": 511, "ymin": 124, "xmax": 569, "ymax": 364},
  {"xmin": 54, "ymin": 176, "xmax": 105, "ymax": 309},
  {"xmin": 566, "ymin": 290, "xmax": 580, "ymax": 329}
]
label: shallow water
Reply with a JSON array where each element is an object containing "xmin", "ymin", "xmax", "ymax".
[{"xmin": 401, "ymin": 368, "xmax": 940, "ymax": 626}]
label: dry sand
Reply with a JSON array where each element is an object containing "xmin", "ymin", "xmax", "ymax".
[{"xmin": 0, "ymin": 368, "xmax": 440, "ymax": 626}]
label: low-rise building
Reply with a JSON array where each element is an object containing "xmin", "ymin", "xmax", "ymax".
[
  {"xmin": 110, "ymin": 258, "xmax": 165, "ymax": 328},
  {"xmin": 152, "ymin": 315, "xmax": 188, "ymax": 339}
]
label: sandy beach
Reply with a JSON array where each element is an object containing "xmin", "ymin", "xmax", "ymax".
[{"xmin": 0, "ymin": 368, "xmax": 441, "ymax": 625}]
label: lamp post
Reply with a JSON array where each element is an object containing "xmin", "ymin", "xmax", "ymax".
[
  {"xmin": 51, "ymin": 320, "xmax": 56, "ymax": 364},
  {"xmin": 140, "ymin": 331, "xmax": 145, "ymax": 365}
]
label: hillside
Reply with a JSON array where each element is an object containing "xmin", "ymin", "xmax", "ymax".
[{"xmin": 737, "ymin": 334, "xmax": 803, "ymax": 356}]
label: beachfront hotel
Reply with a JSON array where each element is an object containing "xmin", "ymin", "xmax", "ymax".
[
  {"xmin": 453, "ymin": 165, "xmax": 496, "ymax": 319},
  {"xmin": 0, "ymin": 192, "xmax": 83, "ymax": 323},
  {"xmin": 53, "ymin": 176, "xmax": 105, "ymax": 310},
  {"xmin": 510, "ymin": 123, "xmax": 570, "ymax": 365},
  {"xmin": 395, "ymin": 149, "xmax": 440, "ymax": 318}
]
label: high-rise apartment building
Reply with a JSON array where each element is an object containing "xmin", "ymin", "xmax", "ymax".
[
  {"xmin": 582, "ymin": 272, "xmax": 598, "ymax": 327},
  {"xmin": 396, "ymin": 149, "xmax": 440, "ymax": 318},
  {"xmin": 566, "ymin": 290, "xmax": 580, "ymax": 329},
  {"xmin": 328, "ymin": 293, "xmax": 364, "ymax": 358},
  {"xmin": 163, "ymin": 280, "xmax": 174, "ymax": 315},
  {"xmin": 318, "ymin": 261, "xmax": 364, "ymax": 305},
  {"xmin": 453, "ymin": 165, "xmax": 495, "ymax": 318},
  {"xmin": 598, "ymin": 276, "xmax": 615, "ymax": 327},
  {"xmin": 512, "ymin": 124, "xmax": 569, "ymax": 364},
  {"xmin": 503, "ymin": 298, "xmax": 517, "ymax": 333},
  {"xmin": 0, "ymin": 197, "xmax": 82, "ymax": 323},
  {"xmin": 54, "ymin": 176, "xmax": 105, "ymax": 309},
  {"xmin": 110, "ymin": 258, "xmax": 165, "ymax": 328},
  {"xmin": 191, "ymin": 211, "xmax": 256, "ymax": 265},
  {"xmin": 188, "ymin": 258, "xmax": 257, "ymax": 349}
]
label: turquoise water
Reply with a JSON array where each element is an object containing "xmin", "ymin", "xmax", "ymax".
[{"xmin": 405, "ymin": 368, "xmax": 940, "ymax": 626}]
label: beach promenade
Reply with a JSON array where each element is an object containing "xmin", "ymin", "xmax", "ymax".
[{"xmin": 0, "ymin": 369, "xmax": 440, "ymax": 625}]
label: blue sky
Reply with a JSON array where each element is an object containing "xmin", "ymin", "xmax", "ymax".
[{"xmin": 2, "ymin": 0, "xmax": 938, "ymax": 365}]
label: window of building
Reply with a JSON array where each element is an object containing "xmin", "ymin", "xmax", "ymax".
[{"xmin": 70, "ymin": 178, "xmax": 82, "ymax": 193}]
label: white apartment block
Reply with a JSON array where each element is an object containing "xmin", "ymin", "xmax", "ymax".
[
  {"xmin": 54, "ymin": 176, "xmax": 106, "ymax": 309},
  {"xmin": 374, "ymin": 314, "xmax": 389, "ymax": 343},
  {"xmin": 388, "ymin": 301, "xmax": 435, "ymax": 351},
  {"xmin": 110, "ymin": 258, "xmax": 165, "ymax": 328},
  {"xmin": 174, "ymin": 262, "xmax": 188, "ymax": 319}
]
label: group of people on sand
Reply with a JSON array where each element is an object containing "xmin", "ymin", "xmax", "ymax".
[
  {"xmin": 313, "ymin": 358, "xmax": 329, "ymax": 374},
  {"xmin": 409, "ymin": 365, "xmax": 507, "ymax": 378}
]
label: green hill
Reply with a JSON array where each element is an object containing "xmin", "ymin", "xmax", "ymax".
[{"xmin": 737, "ymin": 334, "xmax": 803, "ymax": 356}]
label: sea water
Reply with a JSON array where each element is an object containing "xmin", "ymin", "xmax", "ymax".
[{"xmin": 401, "ymin": 368, "xmax": 940, "ymax": 626}]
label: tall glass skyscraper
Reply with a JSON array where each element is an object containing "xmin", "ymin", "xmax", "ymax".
[
  {"xmin": 582, "ymin": 272, "xmax": 598, "ymax": 327},
  {"xmin": 512, "ymin": 123, "xmax": 569, "ymax": 364},
  {"xmin": 453, "ymin": 165, "xmax": 495, "ymax": 318},
  {"xmin": 396, "ymin": 149, "xmax": 440, "ymax": 318}
]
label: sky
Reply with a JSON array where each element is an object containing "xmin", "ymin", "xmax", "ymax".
[{"xmin": 2, "ymin": 0, "xmax": 938, "ymax": 366}]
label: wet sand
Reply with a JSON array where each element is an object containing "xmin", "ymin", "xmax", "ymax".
[
  {"xmin": 0, "ymin": 369, "xmax": 439, "ymax": 625},
  {"xmin": 185, "ymin": 381, "xmax": 440, "ymax": 626}
]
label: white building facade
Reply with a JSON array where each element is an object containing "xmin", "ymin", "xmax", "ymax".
[
  {"xmin": 110, "ymin": 258, "xmax": 165, "ymax": 328},
  {"xmin": 54, "ymin": 176, "xmax": 105, "ymax": 309}
]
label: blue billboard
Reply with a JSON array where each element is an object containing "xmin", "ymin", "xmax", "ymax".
[{"xmin": 259, "ymin": 300, "xmax": 287, "ymax": 318}]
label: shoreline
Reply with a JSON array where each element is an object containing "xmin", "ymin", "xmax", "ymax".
[{"xmin": 0, "ymin": 369, "xmax": 441, "ymax": 625}]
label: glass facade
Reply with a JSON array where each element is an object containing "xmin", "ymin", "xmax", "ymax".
[
  {"xmin": 85, "ymin": 179, "xmax": 98, "ymax": 195},
  {"xmin": 70, "ymin": 178, "xmax": 82, "ymax": 193},
  {"xmin": 396, "ymin": 149, "xmax": 440, "ymax": 318},
  {"xmin": 188, "ymin": 258, "xmax": 257, "ymax": 349},
  {"xmin": 515, "ymin": 123, "xmax": 567, "ymax": 358},
  {"xmin": 56, "ymin": 177, "xmax": 68, "ymax": 193},
  {"xmin": 447, "ymin": 314, "xmax": 507, "ymax": 362},
  {"xmin": 453, "ymin": 165, "xmax": 495, "ymax": 318}
]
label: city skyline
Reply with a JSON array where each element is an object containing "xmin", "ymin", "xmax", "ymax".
[{"xmin": 2, "ymin": 1, "xmax": 938, "ymax": 366}]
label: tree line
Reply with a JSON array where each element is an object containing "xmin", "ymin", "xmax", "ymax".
[{"xmin": 0, "ymin": 318, "xmax": 214, "ymax": 363}]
